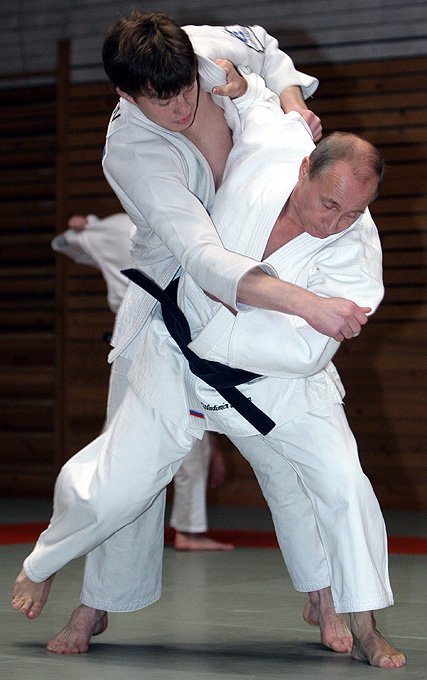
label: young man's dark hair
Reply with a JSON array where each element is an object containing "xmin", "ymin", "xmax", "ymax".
[{"xmin": 102, "ymin": 9, "xmax": 198, "ymax": 99}]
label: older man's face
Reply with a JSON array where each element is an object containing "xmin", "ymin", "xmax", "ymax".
[{"xmin": 293, "ymin": 158, "xmax": 377, "ymax": 239}]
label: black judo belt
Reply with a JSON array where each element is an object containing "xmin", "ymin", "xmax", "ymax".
[{"xmin": 122, "ymin": 268, "xmax": 276, "ymax": 435}]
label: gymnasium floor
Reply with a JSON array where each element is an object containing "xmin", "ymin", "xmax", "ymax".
[{"xmin": 1, "ymin": 498, "xmax": 426, "ymax": 680}]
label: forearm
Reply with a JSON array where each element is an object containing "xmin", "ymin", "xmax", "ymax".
[
  {"xmin": 237, "ymin": 267, "xmax": 315, "ymax": 313},
  {"xmin": 279, "ymin": 85, "xmax": 306, "ymax": 111},
  {"xmin": 237, "ymin": 268, "xmax": 370, "ymax": 340}
]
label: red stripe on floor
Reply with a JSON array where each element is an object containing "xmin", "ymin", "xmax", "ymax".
[
  {"xmin": 387, "ymin": 535, "xmax": 427, "ymax": 555},
  {"xmin": 1, "ymin": 523, "xmax": 426, "ymax": 554},
  {"xmin": 0, "ymin": 522, "xmax": 49, "ymax": 544}
]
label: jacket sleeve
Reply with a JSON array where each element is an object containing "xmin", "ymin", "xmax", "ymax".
[
  {"xmin": 103, "ymin": 137, "xmax": 276, "ymax": 310},
  {"xmin": 184, "ymin": 23, "xmax": 318, "ymax": 99},
  {"xmin": 189, "ymin": 218, "xmax": 384, "ymax": 378},
  {"xmin": 189, "ymin": 303, "xmax": 341, "ymax": 379}
]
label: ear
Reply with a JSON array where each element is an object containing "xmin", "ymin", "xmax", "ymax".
[
  {"xmin": 116, "ymin": 87, "xmax": 135, "ymax": 104},
  {"xmin": 298, "ymin": 156, "xmax": 310, "ymax": 181}
]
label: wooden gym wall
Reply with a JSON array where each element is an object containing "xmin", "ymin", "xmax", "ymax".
[
  {"xmin": 0, "ymin": 72, "xmax": 57, "ymax": 493},
  {"xmin": 0, "ymin": 48, "xmax": 426, "ymax": 510},
  {"xmin": 308, "ymin": 57, "xmax": 427, "ymax": 511}
]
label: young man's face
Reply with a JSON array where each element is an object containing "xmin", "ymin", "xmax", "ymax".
[
  {"xmin": 292, "ymin": 158, "xmax": 377, "ymax": 239},
  {"xmin": 118, "ymin": 80, "xmax": 199, "ymax": 132}
]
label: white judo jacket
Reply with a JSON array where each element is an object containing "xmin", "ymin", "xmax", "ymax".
[
  {"xmin": 102, "ymin": 24, "xmax": 318, "ymax": 360},
  {"xmin": 129, "ymin": 76, "xmax": 384, "ymax": 438}
]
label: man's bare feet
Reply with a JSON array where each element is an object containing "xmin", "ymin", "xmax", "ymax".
[
  {"xmin": 303, "ymin": 587, "xmax": 353, "ymax": 653},
  {"xmin": 47, "ymin": 605, "xmax": 108, "ymax": 654},
  {"xmin": 174, "ymin": 531, "xmax": 234, "ymax": 551},
  {"xmin": 12, "ymin": 569, "xmax": 55, "ymax": 620},
  {"xmin": 350, "ymin": 612, "xmax": 406, "ymax": 668}
]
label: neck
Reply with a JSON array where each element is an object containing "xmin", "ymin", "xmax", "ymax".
[
  {"xmin": 181, "ymin": 87, "xmax": 208, "ymax": 142},
  {"xmin": 277, "ymin": 192, "xmax": 304, "ymax": 238}
]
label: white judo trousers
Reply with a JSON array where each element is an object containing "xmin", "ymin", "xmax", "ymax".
[
  {"xmin": 108, "ymin": 356, "xmax": 211, "ymax": 536},
  {"xmin": 24, "ymin": 385, "xmax": 193, "ymax": 610},
  {"xmin": 229, "ymin": 405, "xmax": 393, "ymax": 612},
  {"xmin": 54, "ymin": 216, "xmax": 213, "ymax": 541},
  {"xmin": 23, "ymin": 378, "xmax": 392, "ymax": 613},
  {"xmin": 106, "ymin": 355, "xmax": 212, "ymax": 535},
  {"xmin": 71, "ymin": 355, "xmax": 210, "ymax": 610}
]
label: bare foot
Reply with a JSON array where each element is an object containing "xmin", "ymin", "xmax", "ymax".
[
  {"xmin": 47, "ymin": 605, "xmax": 108, "ymax": 654},
  {"xmin": 350, "ymin": 612, "xmax": 406, "ymax": 668},
  {"xmin": 12, "ymin": 569, "xmax": 55, "ymax": 619},
  {"xmin": 303, "ymin": 587, "xmax": 353, "ymax": 653},
  {"xmin": 174, "ymin": 531, "xmax": 234, "ymax": 551}
]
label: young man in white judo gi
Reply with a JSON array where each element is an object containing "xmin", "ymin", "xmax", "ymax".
[
  {"xmin": 12, "ymin": 11, "xmax": 378, "ymax": 659},
  {"xmin": 12, "ymin": 68, "xmax": 405, "ymax": 667},
  {"xmin": 97, "ymin": 11, "xmax": 353, "ymax": 567},
  {"xmin": 44, "ymin": 13, "xmax": 343, "ymax": 641},
  {"xmin": 53, "ymin": 212, "xmax": 233, "ymax": 552}
]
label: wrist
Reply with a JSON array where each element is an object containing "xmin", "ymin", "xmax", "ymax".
[
  {"xmin": 279, "ymin": 283, "xmax": 317, "ymax": 320},
  {"xmin": 279, "ymin": 85, "xmax": 305, "ymax": 113}
]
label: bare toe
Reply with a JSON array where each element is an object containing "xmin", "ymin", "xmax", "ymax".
[{"xmin": 12, "ymin": 570, "xmax": 54, "ymax": 619}]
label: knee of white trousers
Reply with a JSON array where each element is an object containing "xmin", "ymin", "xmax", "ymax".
[
  {"xmin": 308, "ymin": 453, "xmax": 370, "ymax": 511},
  {"xmin": 103, "ymin": 460, "xmax": 183, "ymax": 528},
  {"xmin": 54, "ymin": 449, "xmax": 172, "ymax": 534}
]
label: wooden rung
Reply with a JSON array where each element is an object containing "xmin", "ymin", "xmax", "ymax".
[{"xmin": 313, "ymin": 55, "xmax": 427, "ymax": 78}]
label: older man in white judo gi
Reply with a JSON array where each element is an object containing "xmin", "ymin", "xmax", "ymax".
[
  {"xmin": 13, "ymin": 68, "xmax": 405, "ymax": 667},
  {"xmin": 120, "ymin": 77, "xmax": 403, "ymax": 667}
]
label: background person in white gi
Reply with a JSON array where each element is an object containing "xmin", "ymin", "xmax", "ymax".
[
  {"xmin": 52, "ymin": 212, "xmax": 233, "ymax": 552},
  {"xmin": 12, "ymin": 12, "xmax": 374, "ymax": 657}
]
